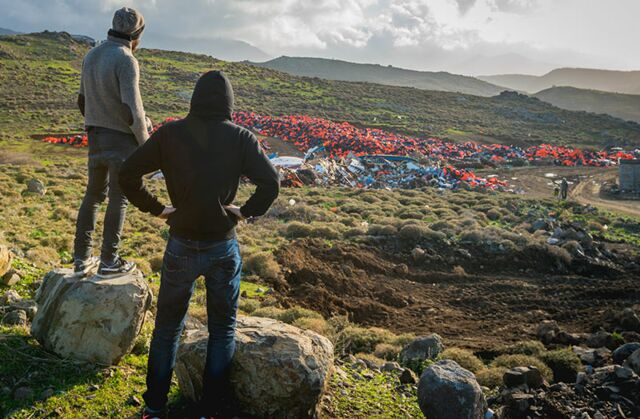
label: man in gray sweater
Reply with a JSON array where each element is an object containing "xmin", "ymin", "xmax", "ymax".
[{"xmin": 74, "ymin": 7, "xmax": 152, "ymax": 277}]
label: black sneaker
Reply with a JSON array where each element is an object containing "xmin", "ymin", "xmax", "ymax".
[
  {"xmin": 73, "ymin": 256, "xmax": 100, "ymax": 276},
  {"xmin": 97, "ymin": 257, "xmax": 136, "ymax": 278}
]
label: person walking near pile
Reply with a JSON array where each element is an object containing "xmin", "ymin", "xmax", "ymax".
[{"xmin": 73, "ymin": 7, "xmax": 151, "ymax": 277}]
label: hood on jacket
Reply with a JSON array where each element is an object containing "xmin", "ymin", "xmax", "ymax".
[{"xmin": 188, "ymin": 70, "xmax": 234, "ymax": 120}]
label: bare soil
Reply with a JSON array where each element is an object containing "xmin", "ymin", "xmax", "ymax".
[{"xmin": 275, "ymin": 239, "xmax": 640, "ymax": 350}]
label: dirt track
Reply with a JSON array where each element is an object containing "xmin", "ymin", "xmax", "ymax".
[
  {"xmin": 276, "ymin": 240, "xmax": 640, "ymax": 350},
  {"xmin": 485, "ymin": 166, "xmax": 640, "ymax": 218}
]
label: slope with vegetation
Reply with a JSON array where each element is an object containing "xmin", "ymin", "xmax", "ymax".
[
  {"xmin": 251, "ymin": 56, "xmax": 505, "ymax": 97},
  {"xmin": 1, "ymin": 32, "xmax": 640, "ymax": 149},
  {"xmin": 480, "ymin": 67, "xmax": 640, "ymax": 95},
  {"xmin": 534, "ymin": 86, "xmax": 640, "ymax": 124}
]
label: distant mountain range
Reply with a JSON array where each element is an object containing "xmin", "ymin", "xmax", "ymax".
[
  {"xmin": 480, "ymin": 68, "xmax": 640, "ymax": 95},
  {"xmin": 452, "ymin": 53, "xmax": 557, "ymax": 77},
  {"xmin": 251, "ymin": 56, "xmax": 505, "ymax": 97},
  {"xmin": 145, "ymin": 36, "xmax": 271, "ymax": 62},
  {"xmin": 534, "ymin": 86, "xmax": 640, "ymax": 124},
  {"xmin": 0, "ymin": 27, "xmax": 21, "ymax": 35}
]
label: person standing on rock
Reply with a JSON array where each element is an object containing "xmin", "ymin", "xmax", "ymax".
[
  {"xmin": 560, "ymin": 177, "xmax": 569, "ymax": 200},
  {"xmin": 73, "ymin": 7, "xmax": 151, "ymax": 278},
  {"xmin": 119, "ymin": 70, "xmax": 280, "ymax": 419}
]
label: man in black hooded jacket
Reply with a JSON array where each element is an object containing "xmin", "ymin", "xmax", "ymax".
[{"xmin": 119, "ymin": 71, "xmax": 279, "ymax": 418}]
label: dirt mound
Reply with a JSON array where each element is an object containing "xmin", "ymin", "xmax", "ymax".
[{"xmin": 275, "ymin": 239, "xmax": 640, "ymax": 349}]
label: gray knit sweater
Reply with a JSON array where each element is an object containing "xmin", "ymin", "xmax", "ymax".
[{"xmin": 80, "ymin": 36, "xmax": 151, "ymax": 145}]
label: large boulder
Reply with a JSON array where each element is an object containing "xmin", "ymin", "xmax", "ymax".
[
  {"xmin": 175, "ymin": 316, "xmax": 334, "ymax": 418},
  {"xmin": 418, "ymin": 360, "xmax": 487, "ymax": 419},
  {"xmin": 31, "ymin": 269, "xmax": 152, "ymax": 365},
  {"xmin": 399, "ymin": 333, "xmax": 444, "ymax": 363},
  {"xmin": 624, "ymin": 349, "xmax": 640, "ymax": 375},
  {"xmin": 0, "ymin": 245, "xmax": 12, "ymax": 278},
  {"xmin": 613, "ymin": 342, "xmax": 640, "ymax": 365}
]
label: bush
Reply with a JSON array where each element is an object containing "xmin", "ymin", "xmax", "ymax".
[
  {"xmin": 440, "ymin": 348, "xmax": 485, "ymax": 373},
  {"xmin": 390, "ymin": 333, "xmax": 416, "ymax": 347},
  {"xmin": 292, "ymin": 317, "xmax": 335, "ymax": 339},
  {"xmin": 540, "ymin": 349, "xmax": 582, "ymax": 383},
  {"xmin": 486, "ymin": 208, "xmax": 501, "ymax": 221},
  {"xmin": 284, "ymin": 221, "xmax": 313, "ymax": 238},
  {"xmin": 374, "ymin": 343, "xmax": 401, "ymax": 360},
  {"xmin": 476, "ymin": 367, "xmax": 508, "ymax": 388},
  {"xmin": 244, "ymin": 251, "xmax": 281, "ymax": 280},
  {"xmin": 503, "ymin": 340, "xmax": 546, "ymax": 356},
  {"xmin": 336, "ymin": 326, "xmax": 396, "ymax": 355},
  {"xmin": 252, "ymin": 306, "xmax": 285, "ymax": 320},
  {"xmin": 491, "ymin": 354, "xmax": 553, "ymax": 381},
  {"xmin": 399, "ymin": 224, "xmax": 430, "ymax": 242},
  {"xmin": 239, "ymin": 298, "xmax": 261, "ymax": 314},
  {"xmin": 367, "ymin": 224, "xmax": 397, "ymax": 236},
  {"xmin": 278, "ymin": 306, "xmax": 323, "ymax": 324}
]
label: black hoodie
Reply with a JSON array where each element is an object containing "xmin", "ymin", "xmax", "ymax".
[{"xmin": 119, "ymin": 71, "xmax": 280, "ymax": 241}]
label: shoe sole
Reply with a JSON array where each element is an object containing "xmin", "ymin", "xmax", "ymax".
[{"xmin": 96, "ymin": 266, "xmax": 137, "ymax": 279}]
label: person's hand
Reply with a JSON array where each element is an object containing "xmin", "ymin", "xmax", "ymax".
[
  {"xmin": 224, "ymin": 205, "xmax": 246, "ymax": 221},
  {"xmin": 158, "ymin": 206, "xmax": 176, "ymax": 219}
]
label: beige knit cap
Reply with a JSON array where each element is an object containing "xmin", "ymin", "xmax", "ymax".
[{"xmin": 112, "ymin": 7, "xmax": 145, "ymax": 38}]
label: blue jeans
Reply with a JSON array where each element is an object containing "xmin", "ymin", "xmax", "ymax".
[{"xmin": 143, "ymin": 235, "xmax": 242, "ymax": 412}]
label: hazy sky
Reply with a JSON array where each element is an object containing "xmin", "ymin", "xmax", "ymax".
[{"xmin": 1, "ymin": 0, "xmax": 638, "ymax": 75}]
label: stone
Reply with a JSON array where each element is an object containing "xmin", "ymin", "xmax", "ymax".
[
  {"xmin": 399, "ymin": 333, "xmax": 444, "ymax": 363},
  {"xmin": 613, "ymin": 366, "xmax": 635, "ymax": 381},
  {"xmin": 2, "ymin": 271, "xmax": 20, "ymax": 286},
  {"xmin": 175, "ymin": 316, "xmax": 334, "ymax": 419},
  {"xmin": 573, "ymin": 346, "xmax": 611, "ymax": 367},
  {"xmin": 620, "ymin": 308, "xmax": 640, "ymax": 332},
  {"xmin": 31, "ymin": 268, "xmax": 152, "ymax": 365},
  {"xmin": 613, "ymin": 342, "xmax": 640, "ymax": 364},
  {"xmin": 0, "ymin": 289, "xmax": 21, "ymax": 306},
  {"xmin": 27, "ymin": 178, "xmax": 46, "ymax": 195},
  {"xmin": 40, "ymin": 388, "xmax": 55, "ymax": 400},
  {"xmin": 503, "ymin": 369, "xmax": 526, "ymax": 388},
  {"xmin": 623, "ymin": 349, "xmax": 640, "ymax": 375},
  {"xmin": 521, "ymin": 366, "xmax": 544, "ymax": 388},
  {"xmin": 536, "ymin": 320, "xmax": 560, "ymax": 343},
  {"xmin": 381, "ymin": 361, "xmax": 403, "ymax": 373},
  {"xmin": 13, "ymin": 386, "xmax": 33, "ymax": 400},
  {"xmin": 8, "ymin": 299, "xmax": 38, "ymax": 320},
  {"xmin": 586, "ymin": 331, "xmax": 615, "ymax": 349},
  {"xmin": 417, "ymin": 360, "xmax": 487, "ymax": 419},
  {"xmin": 505, "ymin": 392, "xmax": 535, "ymax": 413},
  {"xmin": 0, "ymin": 245, "xmax": 12, "ymax": 278},
  {"xmin": 556, "ymin": 330, "xmax": 583, "ymax": 345},
  {"xmin": 399, "ymin": 368, "xmax": 418, "ymax": 385},
  {"xmin": 2, "ymin": 309, "xmax": 28, "ymax": 327}
]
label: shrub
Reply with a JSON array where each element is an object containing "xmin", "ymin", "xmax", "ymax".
[
  {"xmin": 244, "ymin": 251, "xmax": 281, "ymax": 280},
  {"xmin": 149, "ymin": 254, "xmax": 164, "ymax": 272},
  {"xmin": 252, "ymin": 306, "xmax": 285, "ymax": 320},
  {"xmin": 440, "ymin": 348, "xmax": 485, "ymax": 373},
  {"xmin": 284, "ymin": 221, "xmax": 313, "ymax": 238},
  {"xmin": 278, "ymin": 306, "xmax": 323, "ymax": 324},
  {"xmin": 399, "ymin": 224, "xmax": 429, "ymax": 242},
  {"xmin": 367, "ymin": 224, "xmax": 397, "ymax": 236},
  {"xmin": 491, "ymin": 354, "xmax": 553, "ymax": 381},
  {"xmin": 238, "ymin": 298, "xmax": 261, "ymax": 314},
  {"xmin": 540, "ymin": 349, "xmax": 582, "ymax": 383},
  {"xmin": 486, "ymin": 208, "xmax": 501, "ymax": 221},
  {"xmin": 336, "ymin": 326, "xmax": 395, "ymax": 355},
  {"xmin": 502, "ymin": 340, "xmax": 546, "ymax": 356},
  {"xmin": 390, "ymin": 333, "xmax": 416, "ymax": 347},
  {"xmin": 476, "ymin": 367, "xmax": 508, "ymax": 388},
  {"xmin": 292, "ymin": 317, "xmax": 335, "ymax": 339},
  {"xmin": 374, "ymin": 343, "xmax": 401, "ymax": 360}
]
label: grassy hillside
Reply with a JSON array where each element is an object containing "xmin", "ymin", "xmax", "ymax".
[
  {"xmin": 1, "ymin": 32, "xmax": 640, "ymax": 149},
  {"xmin": 251, "ymin": 56, "xmax": 505, "ymax": 97},
  {"xmin": 480, "ymin": 68, "xmax": 640, "ymax": 95},
  {"xmin": 535, "ymin": 86, "xmax": 640, "ymax": 124}
]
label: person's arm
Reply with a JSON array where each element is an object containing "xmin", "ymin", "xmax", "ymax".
[
  {"xmin": 119, "ymin": 131, "xmax": 166, "ymax": 216},
  {"xmin": 238, "ymin": 133, "xmax": 280, "ymax": 218},
  {"xmin": 78, "ymin": 59, "xmax": 85, "ymax": 116},
  {"xmin": 118, "ymin": 55, "xmax": 149, "ymax": 145}
]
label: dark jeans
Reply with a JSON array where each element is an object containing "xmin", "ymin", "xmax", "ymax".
[
  {"xmin": 143, "ymin": 235, "xmax": 242, "ymax": 413},
  {"xmin": 73, "ymin": 127, "xmax": 138, "ymax": 264}
]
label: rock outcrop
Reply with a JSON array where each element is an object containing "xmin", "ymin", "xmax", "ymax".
[
  {"xmin": 176, "ymin": 316, "xmax": 334, "ymax": 418},
  {"xmin": 31, "ymin": 269, "xmax": 152, "ymax": 365},
  {"xmin": 399, "ymin": 333, "xmax": 444, "ymax": 363},
  {"xmin": 417, "ymin": 360, "xmax": 487, "ymax": 419},
  {"xmin": 0, "ymin": 245, "xmax": 12, "ymax": 278}
]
